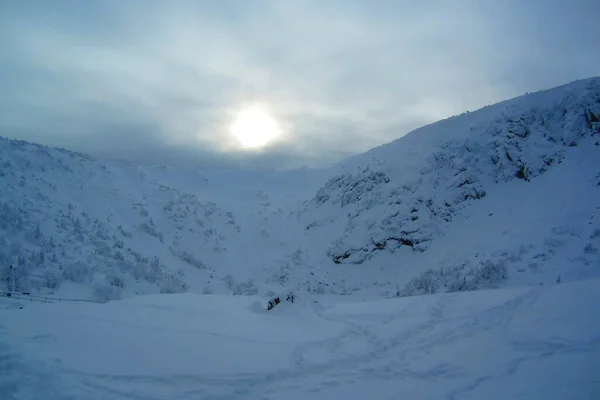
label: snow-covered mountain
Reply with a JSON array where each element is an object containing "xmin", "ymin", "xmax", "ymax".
[
  {"xmin": 2, "ymin": 78, "xmax": 600, "ymax": 400},
  {"xmin": 1, "ymin": 77, "xmax": 599, "ymax": 303},
  {"xmin": 298, "ymin": 77, "xmax": 600, "ymax": 296},
  {"xmin": 0, "ymin": 139, "xmax": 328, "ymax": 301}
]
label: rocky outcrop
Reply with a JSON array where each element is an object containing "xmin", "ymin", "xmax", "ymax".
[{"xmin": 309, "ymin": 78, "xmax": 600, "ymax": 264}]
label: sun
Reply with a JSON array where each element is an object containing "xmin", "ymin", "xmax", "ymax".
[{"xmin": 230, "ymin": 105, "xmax": 280, "ymax": 148}]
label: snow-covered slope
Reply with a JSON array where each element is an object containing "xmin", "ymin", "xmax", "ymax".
[
  {"xmin": 0, "ymin": 140, "xmax": 328, "ymax": 301},
  {"xmin": 0, "ymin": 77, "xmax": 599, "ymax": 303},
  {"xmin": 2, "ymin": 278, "xmax": 599, "ymax": 399},
  {"xmin": 1, "ymin": 77, "xmax": 600, "ymax": 399},
  {"xmin": 295, "ymin": 77, "xmax": 600, "ymax": 295}
]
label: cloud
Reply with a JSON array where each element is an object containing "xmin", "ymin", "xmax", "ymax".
[{"xmin": 0, "ymin": 0, "xmax": 598, "ymax": 169}]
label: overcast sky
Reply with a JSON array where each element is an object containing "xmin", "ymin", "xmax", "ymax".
[{"xmin": 1, "ymin": 1, "xmax": 598, "ymax": 169}]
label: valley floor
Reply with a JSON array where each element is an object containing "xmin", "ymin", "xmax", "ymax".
[{"xmin": 1, "ymin": 279, "xmax": 599, "ymax": 400}]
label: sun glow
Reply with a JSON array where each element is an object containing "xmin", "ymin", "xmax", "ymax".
[{"xmin": 230, "ymin": 105, "xmax": 280, "ymax": 148}]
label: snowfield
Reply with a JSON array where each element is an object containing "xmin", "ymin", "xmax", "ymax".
[
  {"xmin": 1, "ymin": 77, "xmax": 600, "ymax": 398},
  {"xmin": 2, "ymin": 278, "xmax": 599, "ymax": 399}
]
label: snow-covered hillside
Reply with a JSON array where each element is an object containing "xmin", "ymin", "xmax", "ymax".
[
  {"xmin": 296, "ymin": 77, "xmax": 600, "ymax": 296},
  {"xmin": 1, "ymin": 77, "xmax": 599, "ymax": 302},
  {"xmin": 1, "ymin": 77, "xmax": 600, "ymax": 399},
  {"xmin": 0, "ymin": 140, "xmax": 328, "ymax": 301}
]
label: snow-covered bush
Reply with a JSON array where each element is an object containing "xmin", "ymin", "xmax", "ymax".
[
  {"xmin": 448, "ymin": 260, "xmax": 507, "ymax": 293},
  {"xmin": 138, "ymin": 221, "xmax": 164, "ymax": 243},
  {"xmin": 118, "ymin": 225, "xmax": 133, "ymax": 238},
  {"xmin": 222, "ymin": 274, "xmax": 235, "ymax": 290},
  {"xmin": 233, "ymin": 280, "xmax": 259, "ymax": 296},
  {"xmin": 400, "ymin": 259, "xmax": 508, "ymax": 297},
  {"xmin": 44, "ymin": 268, "xmax": 62, "ymax": 289},
  {"xmin": 159, "ymin": 275, "xmax": 189, "ymax": 294},
  {"xmin": 130, "ymin": 260, "xmax": 159, "ymax": 283},
  {"xmin": 0, "ymin": 261, "xmax": 33, "ymax": 293},
  {"xmin": 0, "ymin": 262, "xmax": 12, "ymax": 291},
  {"xmin": 0, "ymin": 202, "xmax": 24, "ymax": 231},
  {"xmin": 62, "ymin": 262, "xmax": 91, "ymax": 283},
  {"xmin": 93, "ymin": 282, "xmax": 122, "ymax": 302},
  {"xmin": 272, "ymin": 265, "xmax": 290, "ymax": 285},
  {"xmin": 399, "ymin": 268, "xmax": 447, "ymax": 297},
  {"xmin": 172, "ymin": 249, "xmax": 207, "ymax": 270},
  {"xmin": 94, "ymin": 242, "xmax": 112, "ymax": 258},
  {"xmin": 106, "ymin": 272, "xmax": 126, "ymax": 288}
]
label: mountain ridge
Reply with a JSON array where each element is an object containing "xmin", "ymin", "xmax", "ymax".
[{"xmin": 1, "ymin": 77, "xmax": 599, "ymax": 302}]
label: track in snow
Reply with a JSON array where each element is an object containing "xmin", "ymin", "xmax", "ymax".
[{"xmin": 1, "ymin": 279, "xmax": 600, "ymax": 399}]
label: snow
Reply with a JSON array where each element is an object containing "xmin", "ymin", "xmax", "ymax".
[
  {"xmin": 2, "ymin": 279, "xmax": 599, "ymax": 399},
  {"xmin": 0, "ymin": 77, "xmax": 599, "ymax": 398}
]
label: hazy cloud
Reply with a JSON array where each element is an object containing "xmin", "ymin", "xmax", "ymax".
[{"xmin": 1, "ymin": 0, "xmax": 598, "ymax": 169}]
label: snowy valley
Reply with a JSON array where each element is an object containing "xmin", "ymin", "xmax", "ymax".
[
  {"xmin": 2, "ymin": 77, "xmax": 599, "ymax": 302},
  {"xmin": 1, "ymin": 77, "xmax": 600, "ymax": 399}
]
